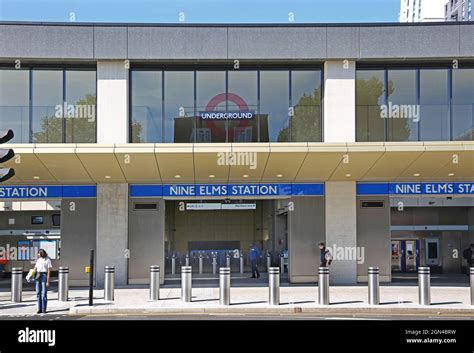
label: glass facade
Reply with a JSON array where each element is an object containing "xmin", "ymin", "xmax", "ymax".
[
  {"xmin": 0, "ymin": 68, "xmax": 96, "ymax": 143},
  {"xmin": 356, "ymin": 67, "xmax": 474, "ymax": 142},
  {"xmin": 130, "ymin": 68, "xmax": 323, "ymax": 143}
]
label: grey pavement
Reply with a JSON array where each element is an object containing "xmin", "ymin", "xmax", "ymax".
[{"xmin": 0, "ymin": 282, "xmax": 473, "ymax": 318}]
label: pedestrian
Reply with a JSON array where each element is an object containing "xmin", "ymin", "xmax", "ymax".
[
  {"xmin": 34, "ymin": 249, "xmax": 52, "ymax": 314},
  {"xmin": 249, "ymin": 244, "xmax": 261, "ymax": 279},
  {"xmin": 462, "ymin": 244, "xmax": 474, "ymax": 276},
  {"xmin": 319, "ymin": 242, "xmax": 333, "ymax": 267}
]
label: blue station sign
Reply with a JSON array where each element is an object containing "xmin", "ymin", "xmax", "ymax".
[
  {"xmin": 0, "ymin": 185, "xmax": 96, "ymax": 199},
  {"xmin": 130, "ymin": 183, "xmax": 324, "ymax": 198},
  {"xmin": 357, "ymin": 182, "xmax": 474, "ymax": 196}
]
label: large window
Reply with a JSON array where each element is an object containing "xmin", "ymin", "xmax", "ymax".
[
  {"xmin": 130, "ymin": 68, "xmax": 322, "ymax": 143},
  {"xmin": 357, "ymin": 66, "xmax": 474, "ymax": 141},
  {"xmin": 0, "ymin": 67, "xmax": 96, "ymax": 143},
  {"xmin": 131, "ymin": 71, "xmax": 162, "ymax": 143},
  {"xmin": 387, "ymin": 69, "xmax": 418, "ymax": 141},
  {"xmin": 164, "ymin": 71, "xmax": 194, "ymax": 143},
  {"xmin": 196, "ymin": 71, "xmax": 226, "ymax": 143},
  {"xmin": 419, "ymin": 69, "xmax": 449, "ymax": 141},
  {"xmin": 291, "ymin": 70, "xmax": 322, "ymax": 142},
  {"xmin": 452, "ymin": 69, "xmax": 474, "ymax": 140},
  {"xmin": 356, "ymin": 70, "xmax": 385, "ymax": 141},
  {"xmin": 0, "ymin": 69, "xmax": 29, "ymax": 143},
  {"xmin": 32, "ymin": 70, "xmax": 63, "ymax": 143}
]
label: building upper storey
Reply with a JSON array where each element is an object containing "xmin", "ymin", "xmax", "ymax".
[{"xmin": 0, "ymin": 21, "xmax": 473, "ymax": 145}]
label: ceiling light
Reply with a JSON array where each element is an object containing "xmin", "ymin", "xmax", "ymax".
[
  {"xmin": 242, "ymin": 174, "xmax": 249, "ymax": 178},
  {"xmin": 209, "ymin": 174, "xmax": 215, "ymax": 178},
  {"xmin": 345, "ymin": 174, "xmax": 351, "ymax": 177},
  {"xmin": 413, "ymin": 173, "xmax": 420, "ymax": 177},
  {"xmin": 276, "ymin": 174, "xmax": 283, "ymax": 178},
  {"xmin": 33, "ymin": 176, "xmax": 40, "ymax": 180},
  {"xmin": 105, "ymin": 175, "xmax": 111, "ymax": 179},
  {"xmin": 448, "ymin": 173, "xmax": 455, "ymax": 177},
  {"xmin": 174, "ymin": 174, "xmax": 181, "ymax": 178}
]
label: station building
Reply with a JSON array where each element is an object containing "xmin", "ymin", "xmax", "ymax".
[{"xmin": 0, "ymin": 21, "xmax": 473, "ymax": 286}]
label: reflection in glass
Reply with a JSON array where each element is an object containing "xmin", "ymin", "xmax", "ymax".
[
  {"xmin": 290, "ymin": 70, "xmax": 322, "ymax": 142},
  {"xmin": 260, "ymin": 71, "xmax": 290, "ymax": 142},
  {"xmin": 356, "ymin": 70, "xmax": 385, "ymax": 141},
  {"xmin": 32, "ymin": 70, "xmax": 63, "ymax": 143},
  {"xmin": 419, "ymin": 69, "xmax": 449, "ymax": 141},
  {"xmin": 196, "ymin": 71, "xmax": 226, "ymax": 142},
  {"xmin": 0, "ymin": 69, "xmax": 29, "ymax": 143},
  {"xmin": 227, "ymin": 71, "xmax": 258, "ymax": 142},
  {"xmin": 164, "ymin": 71, "xmax": 195, "ymax": 143},
  {"xmin": 65, "ymin": 70, "xmax": 96, "ymax": 143},
  {"xmin": 452, "ymin": 69, "xmax": 474, "ymax": 140},
  {"xmin": 131, "ymin": 71, "xmax": 162, "ymax": 143},
  {"xmin": 387, "ymin": 70, "xmax": 418, "ymax": 141}
]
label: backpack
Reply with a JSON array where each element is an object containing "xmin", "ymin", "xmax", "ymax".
[{"xmin": 324, "ymin": 250, "xmax": 333, "ymax": 264}]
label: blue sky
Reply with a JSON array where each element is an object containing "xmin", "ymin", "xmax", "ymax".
[{"xmin": 0, "ymin": 0, "xmax": 400, "ymax": 23}]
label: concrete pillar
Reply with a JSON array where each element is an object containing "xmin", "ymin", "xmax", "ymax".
[
  {"xmin": 97, "ymin": 61, "xmax": 128, "ymax": 144},
  {"xmin": 323, "ymin": 60, "xmax": 356, "ymax": 143},
  {"xmin": 325, "ymin": 181, "xmax": 357, "ymax": 284},
  {"xmin": 96, "ymin": 184, "xmax": 128, "ymax": 287}
]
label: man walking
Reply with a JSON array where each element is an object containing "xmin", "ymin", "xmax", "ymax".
[{"xmin": 249, "ymin": 244, "xmax": 261, "ymax": 279}]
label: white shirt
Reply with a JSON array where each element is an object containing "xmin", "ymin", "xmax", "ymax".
[{"xmin": 34, "ymin": 257, "xmax": 52, "ymax": 273}]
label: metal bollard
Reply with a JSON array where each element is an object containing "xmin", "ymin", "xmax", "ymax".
[
  {"xmin": 219, "ymin": 267, "xmax": 231, "ymax": 305},
  {"xmin": 11, "ymin": 267, "xmax": 23, "ymax": 303},
  {"xmin": 418, "ymin": 267, "xmax": 431, "ymax": 305},
  {"xmin": 470, "ymin": 268, "xmax": 474, "ymax": 306},
  {"xmin": 226, "ymin": 253, "xmax": 231, "ymax": 268},
  {"xmin": 239, "ymin": 252, "xmax": 244, "ymax": 274},
  {"xmin": 266, "ymin": 253, "xmax": 271, "ymax": 271},
  {"xmin": 181, "ymin": 266, "xmax": 192, "ymax": 302},
  {"xmin": 212, "ymin": 254, "xmax": 217, "ymax": 275},
  {"xmin": 268, "ymin": 267, "xmax": 280, "ymax": 305},
  {"xmin": 104, "ymin": 266, "xmax": 115, "ymax": 301},
  {"xmin": 149, "ymin": 265, "xmax": 160, "ymax": 301},
  {"xmin": 198, "ymin": 254, "xmax": 203, "ymax": 275},
  {"xmin": 318, "ymin": 267, "xmax": 330, "ymax": 305},
  {"xmin": 171, "ymin": 254, "xmax": 176, "ymax": 275},
  {"xmin": 185, "ymin": 253, "xmax": 190, "ymax": 267},
  {"xmin": 280, "ymin": 253, "xmax": 285, "ymax": 274},
  {"xmin": 367, "ymin": 267, "xmax": 380, "ymax": 305},
  {"xmin": 58, "ymin": 267, "xmax": 69, "ymax": 302}
]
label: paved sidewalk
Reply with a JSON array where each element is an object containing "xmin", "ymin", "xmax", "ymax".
[{"xmin": 0, "ymin": 285, "xmax": 472, "ymax": 316}]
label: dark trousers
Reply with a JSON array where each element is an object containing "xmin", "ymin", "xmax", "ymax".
[{"xmin": 251, "ymin": 261, "xmax": 260, "ymax": 278}]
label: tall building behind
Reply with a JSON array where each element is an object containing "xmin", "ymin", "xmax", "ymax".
[
  {"xmin": 445, "ymin": 0, "xmax": 473, "ymax": 21},
  {"xmin": 399, "ymin": 0, "xmax": 447, "ymax": 22}
]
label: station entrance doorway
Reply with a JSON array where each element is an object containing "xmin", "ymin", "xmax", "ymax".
[{"xmin": 163, "ymin": 199, "xmax": 288, "ymax": 281}]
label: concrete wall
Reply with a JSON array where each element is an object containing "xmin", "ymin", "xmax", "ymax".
[
  {"xmin": 356, "ymin": 196, "xmax": 391, "ymax": 282},
  {"xmin": 97, "ymin": 61, "xmax": 128, "ymax": 144},
  {"xmin": 96, "ymin": 184, "xmax": 128, "ymax": 287},
  {"xmin": 325, "ymin": 181, "xmax": 357, "ymax": 284},
  {"xmin": 324, "ymin": 60, "xmax": 356, "ymax": 143},
  {"xmin": 60, "ymin": 199, "xmax": 96, "ymax": 285},
  {"xmin": 128, "ymin": 198, "xmax": 165, "ymax": 284},
  {"xmin": 2, "ymin": 23, "xmax": 473, "ymax": 60},
  {"xmin": 287, "ymin": 197, "xmax": 325, "ymax": 283}
]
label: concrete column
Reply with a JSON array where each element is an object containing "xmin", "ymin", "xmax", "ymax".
[
  {"xmin": 97, "ymin": 61, "xmax": 129, "ymax": 144},
  {"xmin": 96, "ymin": 183, "xmax": 128, "ymax": 287},
  {"xmin": 323, "ymin": 60, "xmax": 356, "ymax": 143},
  {"xmin": 325, "ymin": 181, "xmax": 357, "ymax": 284}
]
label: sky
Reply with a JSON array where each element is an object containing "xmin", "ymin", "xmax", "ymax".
[{"xmin": 0, "ymin": 0, "xmax": 401, "ymax": 23}]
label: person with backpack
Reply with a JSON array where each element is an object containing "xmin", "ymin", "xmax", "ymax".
[
  {"xmin": 319, "ymin": 242, "xmax": 333, "ymax": 267},
  {"xmin": 462, "ymin": 244, "xmax": 474, "ymax": 276}
]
